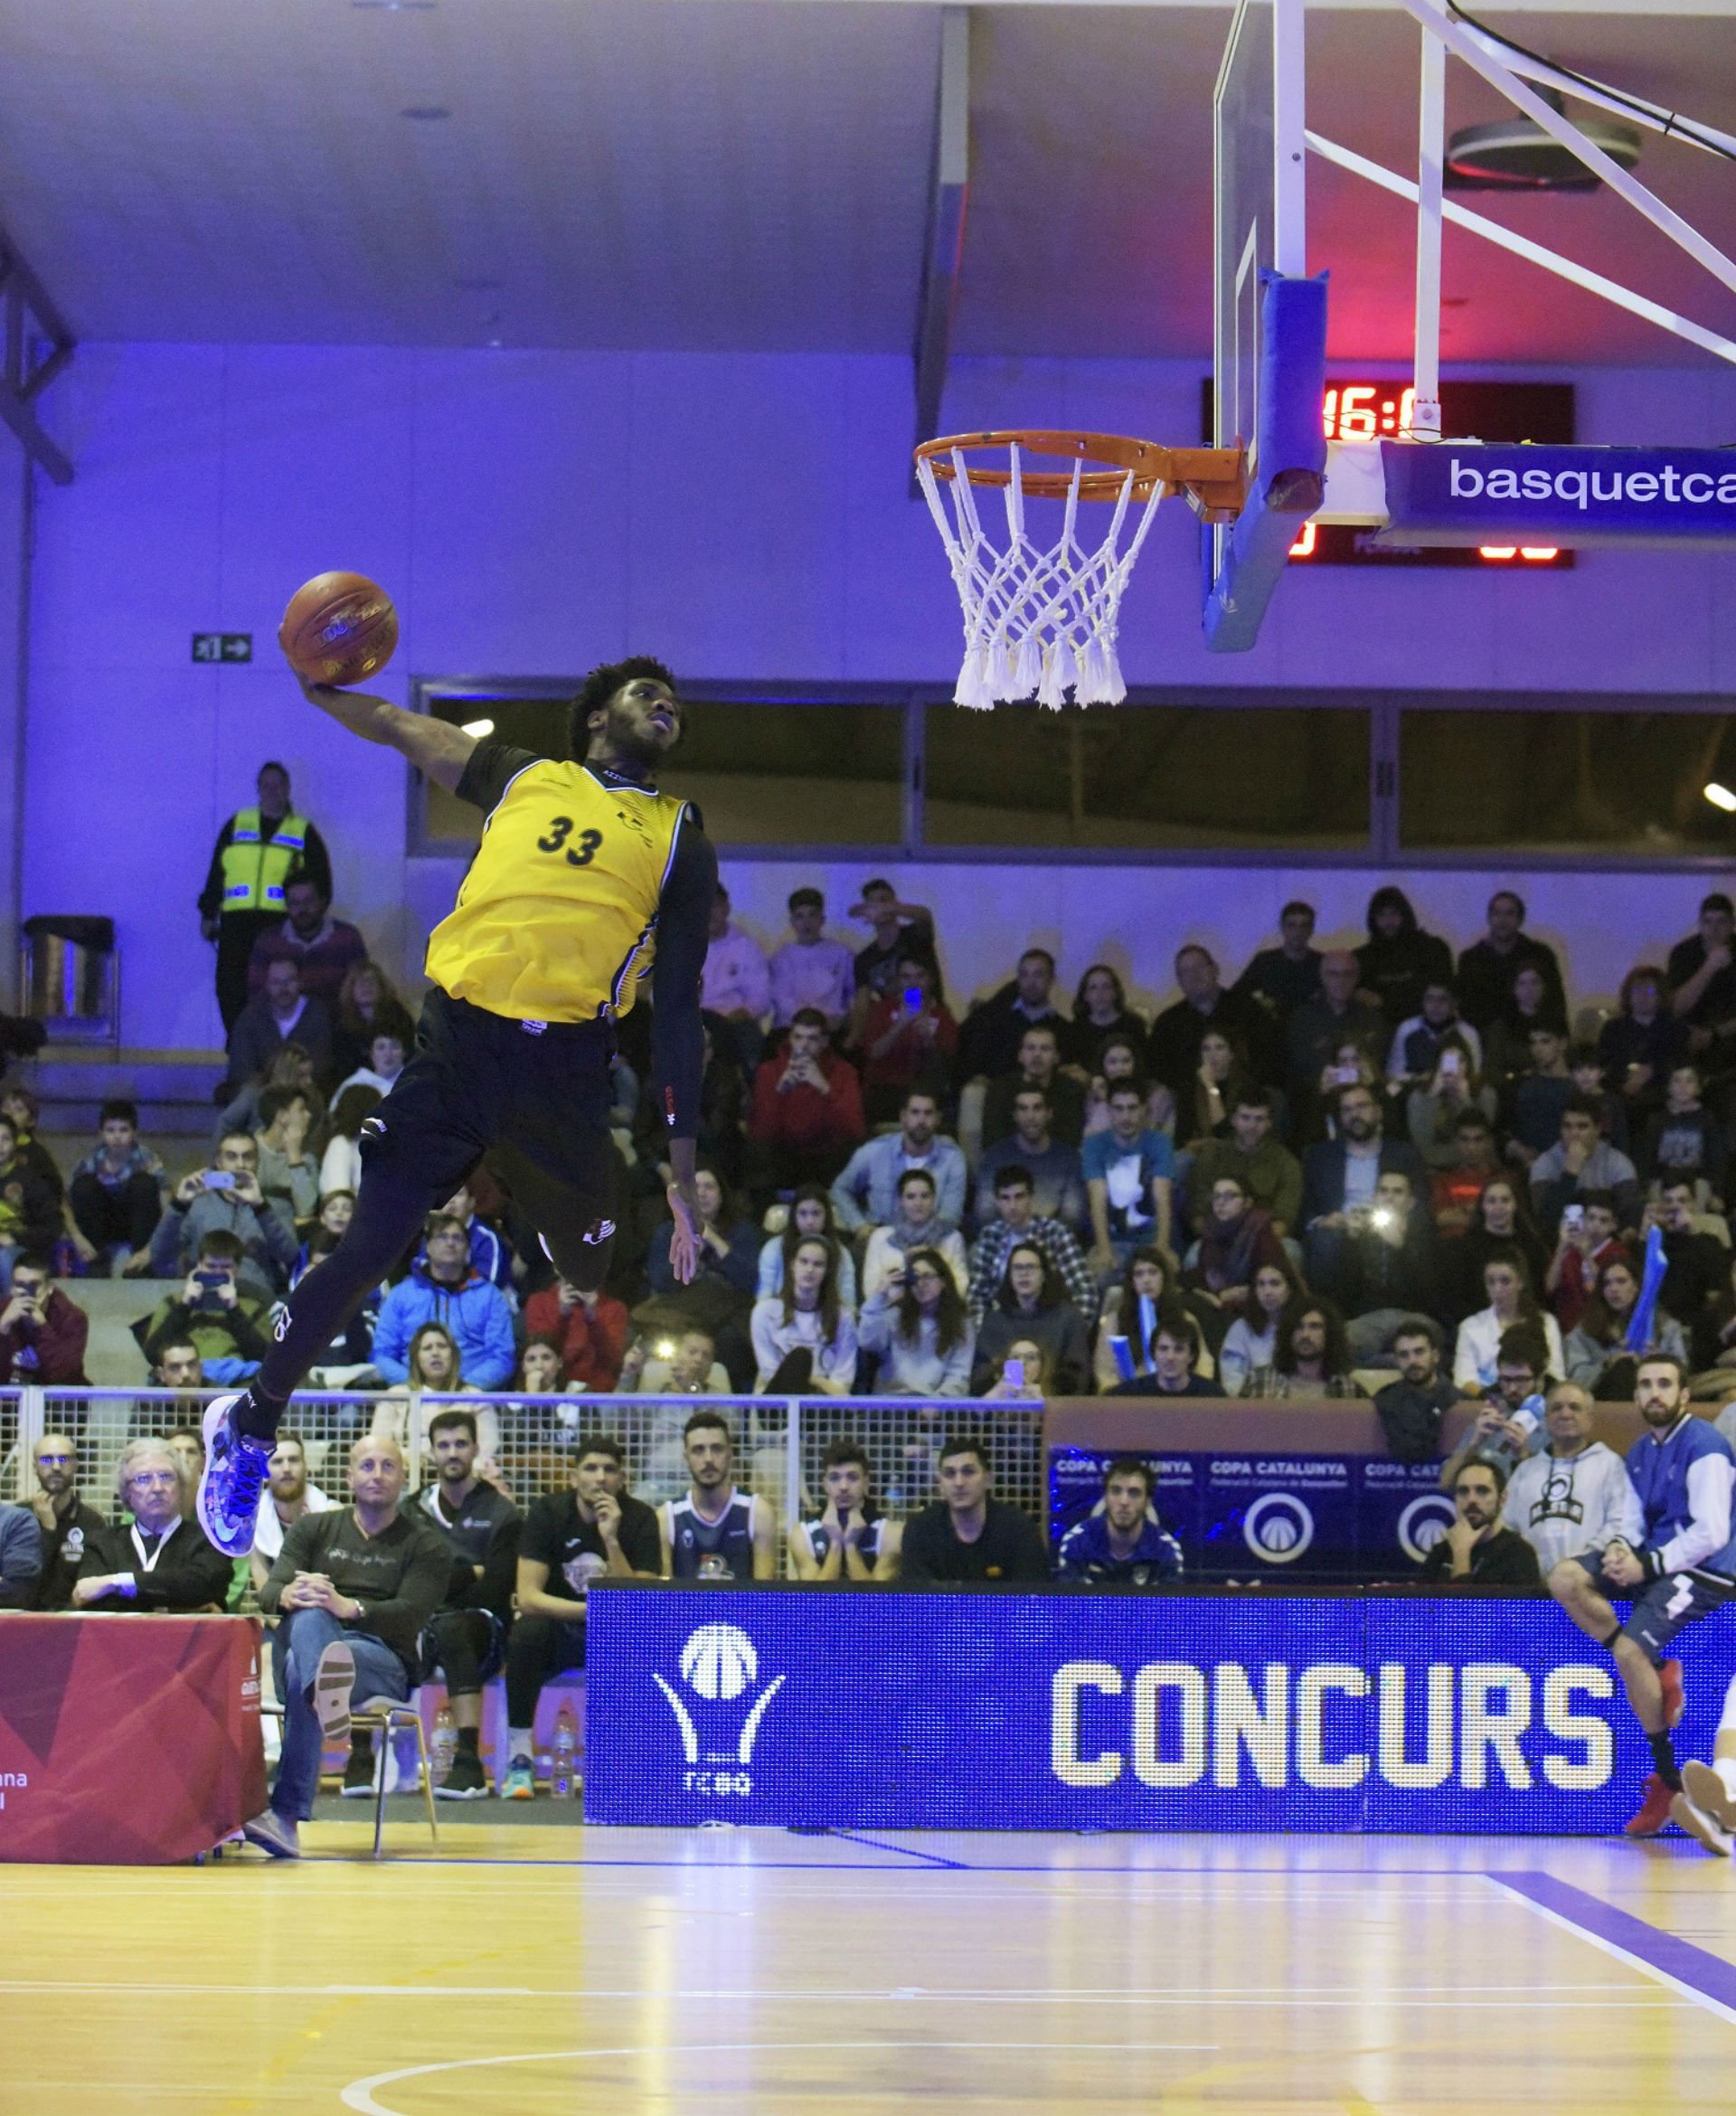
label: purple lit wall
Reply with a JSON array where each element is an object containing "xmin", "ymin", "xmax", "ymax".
[{"xmin": 14, "ymin": 343, "xmax": 1736, "ymax": 1047}]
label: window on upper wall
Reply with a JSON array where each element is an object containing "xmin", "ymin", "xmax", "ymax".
[{"xmin": 1399, "ymin": 707, "xmax": 1736, "ymax": 855}]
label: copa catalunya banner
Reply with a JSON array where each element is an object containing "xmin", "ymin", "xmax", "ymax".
[
  {"xmin": 1375, "ymin": 442, "xmax": 1736, "ymax": 549},
  {"xmin": 586, "ymin": 1586, "xmax": 1736, "ymax": 1833}
]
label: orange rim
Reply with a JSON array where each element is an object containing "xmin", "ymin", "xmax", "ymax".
[{"xmin": 914, "ymin": 430, "xmax": 1246, "ymax": 518}]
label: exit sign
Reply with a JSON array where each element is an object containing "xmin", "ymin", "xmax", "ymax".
[{"xmin": 193, "ymin": 632, "xmax": 252, "ymax": 664}]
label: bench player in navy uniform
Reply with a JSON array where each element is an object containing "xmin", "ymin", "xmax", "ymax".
[
  {"xmin": 660, "ymin": 1410, "xmax": 776, "ymax": 1582},
  {"xmin": 1548, "ymin": 1353, "xmax": 1736, "ymax": 1837},
  {"xmin": 1056, "ymin": 1458, "xmax": 1184, "ymax": 1585},
  {"xmin": 413, "ymin": 1408, "xmax": 521, "ymax": 1800},
  {"xmin": 198, "ymin": 658, "xmax": 713, "ymax": 1556},
  {"xmin": 788, "ymin": 1438, "xmax": 902, "ymax": 1582}
]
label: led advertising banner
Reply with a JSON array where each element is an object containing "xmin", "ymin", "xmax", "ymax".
[
  {"xmin": 1050, "ymin": 1446, "xmax": 1455, "ymax": 1580},
  {"xmin": 585, "ymin": 1586, "xmax": 1735, "ymax": 1833}
]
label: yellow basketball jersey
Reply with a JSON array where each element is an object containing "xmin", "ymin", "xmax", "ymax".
[{"xmin": 424, "ymin": 759, "xmax": 689, "ymax": 1024}]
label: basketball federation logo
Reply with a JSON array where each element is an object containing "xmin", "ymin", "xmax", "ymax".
[
  {"xmin": 654, "ymin": 1623, "xmax": 785, "ymax": 1792},
  {"xmin": 1243, "ymin": 1493, "xmax": 1315, "ymax": 1563},
  {"xmin": 1398, "ymin": 1494, "xmax": 1458, "ymax": 1563}
]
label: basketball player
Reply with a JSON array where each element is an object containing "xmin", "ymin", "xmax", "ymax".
[
  {"xmin": 788, "ymin": 1438, "xmax": 902, "ymax": 1582},
  {"xmin": 659, "ymin": 1410, "xmax": 776, "ymax": 1582},
  {"xmin": 198, "ymin": 659, "xmax": 711, "ymax": 1557}
]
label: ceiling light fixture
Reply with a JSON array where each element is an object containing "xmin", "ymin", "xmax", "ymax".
[
  {"xmin": 1704, "ymin": 782, "xmax": 1736, "ymax": 813},
  {"xmin": 354, "ymin": 3, "xmax": 438, "ymax": 12},
  {"xmin": 460, "ymin": 718, "xmax": 496, "ymax": 739}
]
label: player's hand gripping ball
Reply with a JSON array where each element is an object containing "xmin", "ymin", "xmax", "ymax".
[{"xmin": 279, "ymin": 572, "xmax": 399, "ymax": 687}]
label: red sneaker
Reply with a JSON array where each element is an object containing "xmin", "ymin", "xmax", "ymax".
[
  {"xmin": 1660, "ymin": 1659, "xmax": 1685, "ymax": 1730},
  {"xmin": 1624, "ymin": 1772, "xmax": 1675, "ymax": 1837}
]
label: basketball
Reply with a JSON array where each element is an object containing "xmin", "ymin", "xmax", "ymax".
[
  {"xmin": 679, "ymin": 1622, "xmax": 758, "ymax": 1701},
  {"xmin": 278, "ymin": 571, "xmax": 399, "ymax": 687}
]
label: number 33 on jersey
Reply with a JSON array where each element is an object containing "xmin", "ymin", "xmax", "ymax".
[{"xmin": 426, "ymin": 749, "xmax": 691, "ymax": 1025}]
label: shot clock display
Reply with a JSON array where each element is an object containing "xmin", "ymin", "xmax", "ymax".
[{"xmin": 1200, "ymin": 378, "xmax": 1576, "ymax": 567}]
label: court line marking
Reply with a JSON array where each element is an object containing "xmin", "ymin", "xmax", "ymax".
[
  {"xmin": 1491, "ymin": 1871, "xmax": 1736, "ymax": 2029},
  {"xmin": 339, "ymin": 2040, "xmax": 1218, "ymax": 2116},
  {"xmin": 826, "ymin": 1828, "xmax": 969, "ymax": 1868}
]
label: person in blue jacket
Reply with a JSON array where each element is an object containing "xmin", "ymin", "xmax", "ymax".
[
  {"xmin": 1057, "ymin": 1458, "xmax": 1184, "ymax": 1585},
  {"xmin": 1549, "ymin": 1352, "xmax": 1736, "ymax": 1837},
  {"xmin": 371, "ymin": 1214, "xmax": 516, "ymax": 1392}
]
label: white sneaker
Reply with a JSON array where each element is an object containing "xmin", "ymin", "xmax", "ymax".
[
  {"xmin": 1672, "ymin": 1785, "xmax": 1732, "ymax": 1857},
  {"xmin": 1681, "ymin": 1761, "xmax": 1736, "ymax": 1836}
]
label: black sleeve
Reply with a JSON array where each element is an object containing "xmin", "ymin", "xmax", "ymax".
[
  {"xmin": 647, "ymin": 809, "xmax": 719, "ymax": 1143},
  {"xmin": 898, "ymin": 1508, "xmax": 941, "ymax": 1582},
  {"xmin": 199, "ymin": 818, "xmax": 235, "ymax": 918},
  {"xmin": 454, "ymin": 738, "xmax": 545, "ymax": 817},
  {"xmin": 1004, "ymin": 1509, "xmax": 1055, "ymax": 1583},
  {"xmin": 620, "ymin": 1499, "xmax": 664, "ymax": 1574}
]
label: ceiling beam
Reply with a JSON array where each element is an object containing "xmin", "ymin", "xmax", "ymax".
[
  {"xmin": 911, "ymin": 5, "xmax": 970, "ymax": 469},
  {"xmin": 0, "ymin": 222, "xmax": 75, "ymax": 486}
]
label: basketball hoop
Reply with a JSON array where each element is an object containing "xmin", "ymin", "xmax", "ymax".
[{"xmin": 914, "ymin": 430, "xmax": 1245, "ymax": 710}]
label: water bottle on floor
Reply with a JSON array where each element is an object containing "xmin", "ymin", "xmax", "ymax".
[
  {"xmin": 551, "ymin": 1703, "xmax": 580, "ymax": 1799},
  {"xmin": 430, "ymin": 1702, "xmax": 458, "ymax": 1788}
]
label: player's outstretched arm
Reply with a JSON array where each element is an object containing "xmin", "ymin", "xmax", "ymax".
[{"xmin": 295, "ymin": 675, "xmax": 478, "ymax": 792}]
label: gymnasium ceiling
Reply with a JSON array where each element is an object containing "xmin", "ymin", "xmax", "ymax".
[{"xmin": 0, "ymin": 0, "xmax": 1731, "ymax": 366}]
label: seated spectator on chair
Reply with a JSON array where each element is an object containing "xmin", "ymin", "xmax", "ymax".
[
  {"xmin": 1445, "ymin": 1172, "xmax": 1549, "ymax": 1323},
  {"xmin": 970, "ymin": 1241, "xmax": 1091, "ymax": 1394},
  {"xmin": 618, "ymin": 1327, "xmax": 729, "ymax": 1398},
  {"xmin": 747, "ymin": 1007, "xmax": 866, "ymax": 1191},
  {"xmin": 1081, "ymin": 1034, "xmax": 1175, "ymax": 1142},
  {"xmin": 1387, "ymin": 979, "xmax": 1483, "ymax": 1095},
  {"xmin": 1482, "ymin": 962, "xmax": 1568, "ymax": 1101},
  {"xmin": 1186, "ymin": 1087, "xmax": 1302, "ymax": 1240},
  {"xmin": 149, "ymin": 1129, "xmax": 298, "ymax": 1299},
  {"xmin": 1373, "ymin": 1318, "xmax": 1458, "ymax": 1463},
  {"xmin": 374, "ymin": 1321, "xmax": 501, "ymax": 1462},
  {"xmin": 829, "ymin": 1091, "xmax": 967, "ymax": 1233},
  {"xmin": 373, "ymin": 1214, "xmax": 516, "ymax": 1393},
  {"xmin": 0, "ymin": 1496, "xmax": 42, "ymax": 1607},
  {"xmin": 297, "ymin": 1189, "xmax": 354, "ymax": 1278},
  {"xmin": 1429, "ymin": 1110, "xmax": 1503, "ymax": 1239},
  {"xmin": 1667, "ymin": 891, "xmax": 1736, "ymax": 1054},
  {"xmin": 1056, "ymin": 1457, "xmax": 1184, "ymax": 1584},
  {"xmin": 1638, "ymin": 1064, "xmax": 1729, "ymax": 1204},
  {"xmin": 1217, "ymin": 1258, "xmax": 1301, "ymax": 1398},
  {"xmin": 253, "ymin": 1085, "xmax": 322, "ymax": 1231},
  {"xmin": 0, "ymin": 1112, "xmax": 61, "ymax": 1293},
  {"xmin": 1649, "ymin": 1180, "xmax": 1729, "ymax": 1359},
  {"xmin": 750, "ymin": 1235, "xmax": 858, "ymax": 1393},
  {"xmin": 1285, "ymin": 951, "xmax": 1389, "ymax": 1133},
  {"xmin": 224, "ymin": 957, "xmax": 335, "ymax": 1099},
  {"xmin": 1529, "ymin": 1098, "xmax": 1643, "ymax": 1241},
  {"xmin": 334, "ymin": 1025, "xmax": 409, "ymax": 1103},
  {"xmin": 768, "ymin": 887, "xmax": 854, "ymax": 1034},
  {"xmin": 522, "ymin": 1276, "xmax": 631, "ymax": 1393},
  {"xmin": 502, "ymin": 1434, "xmax": 664, "ymax": 1799},
  {"xmin": 1184, "ymin": 1172, "xmax": 1286, "ymax": 1318},
  {"xmin": 441, "ymin": 1177, "xmax": 519, "ymax": 1300},
  {"xmin": 1147, "ymin": 946, "xmax": 1269, "ymax": 1106},
  {"xmin": 975, "ymin": 1085, "xmax": 1086, "ymax": 1234},
  {"xmin": 414, "ymin": 1409, "xmax": 523, "ymax": 1801},
  {"xmin": 1241, "ymin": 1296, "xmax": 1367, "ymax": 1399},
  {"xmin": 854, "ymin": 956, "xmax": 958, "ymax": 1128},
  {"xmin": 858, "ymin": 1246, "xmax": 975, "ymax": 1396},
  {"xmin": 1082, "ymin": 1082, "xmax": 1175, "ymax": 1271},
  {"xmin": 249, "ymin": 1433, "xmax": 451, "ymax": 1857},
  {"xmin": 641, "ymin": 1165, "xmax": 760, "ymax": 1389},
  {"xmin": 1566, "ymin": 1047, "xmax": 1627, "ymax": 1159},
  {"xmin": 1456, "ymin": 890, "xmax": 1565, "ymax": 1035},
  {"xmin": 71, "ymin": 1438, "xmax": 231, "ymax": 1611},
  {"xmin": 1407, "ymin": 1042, "xmax": 1498, "ymax": 1174},
  {"xmin": 1335, "ymin": 1169, "xmax": 1446, "ymax": 1363},
  {"xmin": 1544, "ymin": 1189, "xmax": 1625, "ymax": 1337},
  {"xmin": 1233, "ymin": 901, "xmax": 1325, "ymax": 1039},
  {"xmin": 1092, "ymin": 1245, "xmax": 1222, "ymax": 1393},
  {"xmin": 67, "ymin": 1099, "xmax": 165, "ymax": 1277},
  {"xmin": 978, "ymin": 1335, "xmax": 1052, "ymax": 1400},
  {"xmin": 955, "ymin": 949, "xmax": 1064, "ymax": 1088},
  {"xmin": 1505, "ymin": 1024, "xmax": 1576, "ymax": 1167},
  {"xmin": 659, "ymin": 1411, "xmax": 777, "ymax": 1581},
  {"xmin": 861, "ymin": 1169, "xmax": 967, "ymax": 1300},
  {"xmin": 28, "ymin": 1431, "xmax": 107, "ymax": 1611},
  {"xmin": 1105, "ymin": 1309, "xmax": 1226, "ymax": 1398},
  {"xmin": 1454, "ymin": 1248, "xmax": 1564, "ymax": 1394},
  {"xmin": 1300, "ymin": 1082, "xmax": 1429, "ymax": 1309},
  {"xmin": 1059, "ymin": 964, "xmax": 1147, "ymax": 1074},
  {"xmin": 0, "ymin": 1253, "xmax": 90, "ymax": 1384},
  {"xmin": 1180, "ymin": 1028, "xmax": 1266, "ymax": 1150},
  {"xmin": 148, "ymin": 1338, "xmax": 204, "ymax": 1403},
  {"xmin": 0, "ymin": 1084, "xmax": 62, "ymax": 1213},
  {"xmin": 702, "ymin": 883, "xmax": 772, "ymax": 1075},
  {"xmin": 319, "ymin": 1084, "xmax": 382, "ymax": 1200},
  {"xmin": 789, "ymin": 1437, "xmax": 903, "ymax": 1581},
  {"xmin": 1356, "ymin": 887, "xmax": 1455, "ymax": 1032},
  {"xmin": 328, "ymin": 958, "xmax": 411, "ymax": 1083},
  {"xmin": 246, "ymin": 869, "xmax": 368, "ymax": 1019},
  {"xmin": 847, "ymin": 879, "xmax": 939, "ymax": 1025},
  {"xmin": 1599, "ymin": 964, "xmax": 1689, "ymax": 1128},
  {"xmin": 136, "ymin": 1230, "xmax": 275, "ymax": 1383},
  {"xmin": 967, "ymin": 1167, "xmax": 1098, "ymax": 1330},
  {"xmin": 1415, "ymin": 1458, "xmax": 1541, "ymax": 1586},
  {"xmin": 759, "ymin": 1186, "xmax": 862, "ymax": 1308},
  {"xmin": 1439, "ymin": 1327, "xmax": 1550, "ymax": 1490},
  {"xmin": 250, "ymin": 1431, "xmax": 335, "ymax": 1597},
  {"xmin": 1565, "ymin": 1248, "xmax": 1691, "ymax": 1400},
  {"xmin": 1502, "ymin": 1379, "xmax": 1642, "ymax": 1579},
  {"xmin": 984, "ymin": 1024, "xmax": 1086, "ymax": 1153},
  {"xmin": 900, "ymin": 1435, "xmax": 1050, "ymax": 1584}
]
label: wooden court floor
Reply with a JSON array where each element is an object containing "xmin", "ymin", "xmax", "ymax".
[{"xmin": 5, "ymin": 1821, "xmax": 1736, "ymax": 2113}]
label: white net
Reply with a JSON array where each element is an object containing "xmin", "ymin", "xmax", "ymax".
[{"xmin": 916, "ymin": 441, "xmax": 1164, "ymax": 711}]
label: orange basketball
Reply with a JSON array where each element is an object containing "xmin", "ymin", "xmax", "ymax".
[{"xmin": 278, "ymin": 571, "xmax": 399, "ymax": 687}]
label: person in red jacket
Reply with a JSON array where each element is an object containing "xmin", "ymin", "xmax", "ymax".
[
  {"xmin": 521, "ymin": 1278, "xmax": 631, "ymax": 1392},
  {"xmin": 0, "ymin": 1254, "xmax": 89, "ymax": 1385},
  {"xmin": 747, "ymin": 1007, "xmax": 866, "ymax": 1193}
]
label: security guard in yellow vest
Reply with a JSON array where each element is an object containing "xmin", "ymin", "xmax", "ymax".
[
  {"xmin": 198, "ymin": 761, "xmax": 334, "ymax": 1032},
  {"xmin": 196, "ymin": 658, "xmax": 716, "ymax": 1557}
]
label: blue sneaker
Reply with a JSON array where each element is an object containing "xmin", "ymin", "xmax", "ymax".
[{"xmin": 197, "ymin": 1393, "xmax": 273, "ymax": 1557}]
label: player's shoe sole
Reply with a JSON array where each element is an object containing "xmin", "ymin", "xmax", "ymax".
[
  {"xmin": 1682, "ymin": 1760, "xmax": 1736, "ymax": 1834},
  {"xmin": 312, "ymin": 1641, "xmax": 355, "ymax": 1754},
  {"xmin": 1623, "ymin": 1771, "xmax": 1675, "ymax": 1837},
  {"xmin": 196, "ymin": 1393, "xmax": 272, "ymax": 1557},
  {"xmin": 1671, "ymin": 1788, "xmax": 1732, "ymax": 1856}
]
